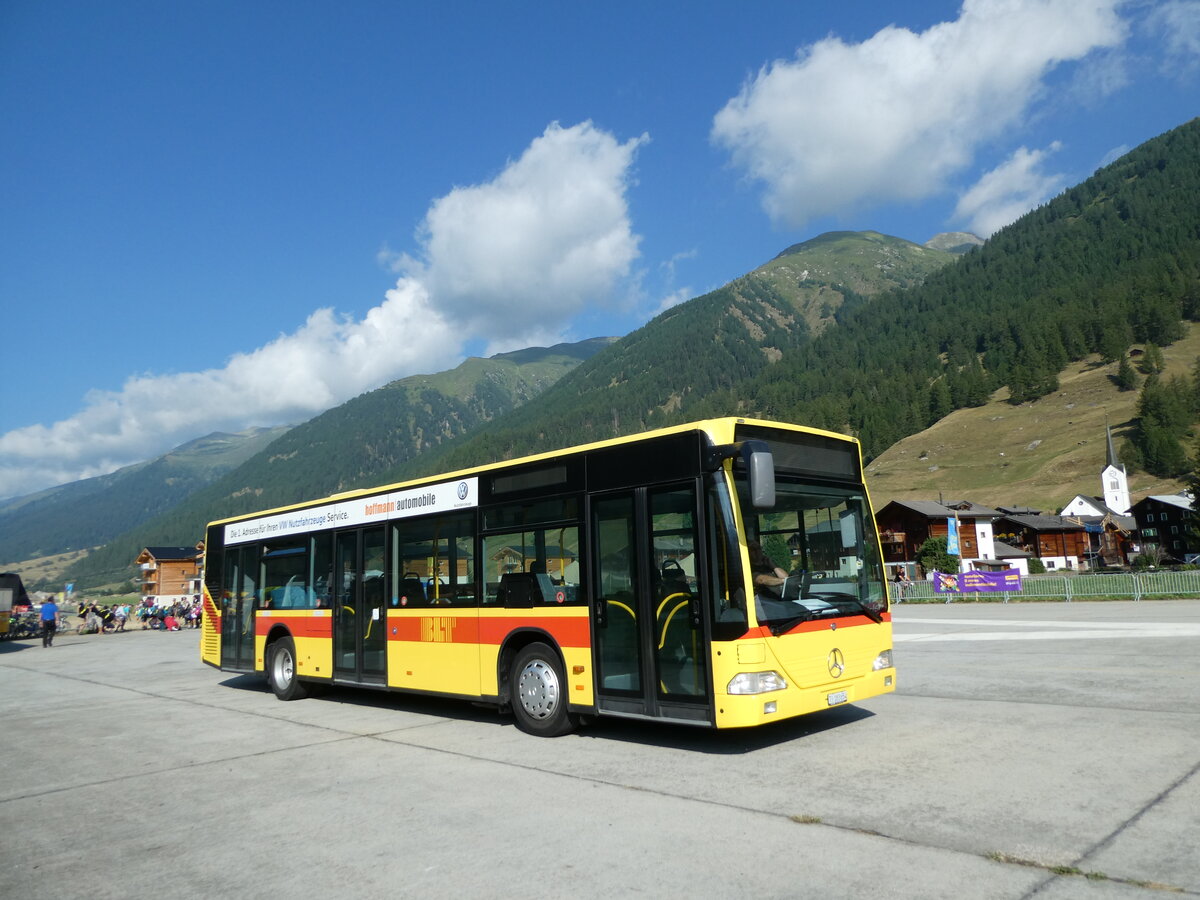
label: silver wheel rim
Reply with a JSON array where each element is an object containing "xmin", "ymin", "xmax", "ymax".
[
  {"xmin": 273, "ymin": 647, "xmax": 294, "ymax": 687},
  {"xmin": 516, "ymin": 659, "xmax": 560, "ymax": 720}
]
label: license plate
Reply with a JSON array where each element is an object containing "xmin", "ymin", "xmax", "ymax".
[{"xmin": 827, "ymin": 690, "xmax": 848, "ymax": 706}]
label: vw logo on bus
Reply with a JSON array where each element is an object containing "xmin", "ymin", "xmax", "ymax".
[
  {"xmin": 457, "ymin": 481, "xmax": 469, "ymax": 501},
  {"xmin": 827, "ymin": 648, "xmax": 845, "ymax": 679}
]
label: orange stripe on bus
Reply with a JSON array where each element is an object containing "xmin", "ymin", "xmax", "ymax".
[
  {"xmin": 742, "ymin": 610, "xmax": 891, "ymax": 639},
  {"xmin": 385, "ymin": 612, "xmax": 591, "ymax": 648},
  {"xmin": 255, "ymin": 615, "xmax": 332, "ymax": 639}
]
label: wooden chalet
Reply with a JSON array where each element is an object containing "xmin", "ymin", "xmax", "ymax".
[
  {"xmin": 875, "ymin": 499, "xmax": 1001, "ymax": 576},
  {"xmin": 992, "ymin": 514, "xmax": 1090, "ymax": 571},
  {"xmin": 135, "ymin": 544, "xmax": 203, "ymax": 606}
]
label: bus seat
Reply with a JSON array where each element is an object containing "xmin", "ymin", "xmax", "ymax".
[
  {"xmin": 398, "ymin": 576, "xmax": 426, "ymax": 606},
  {"xmin": 497, "ymin": 572, "xmax": 559, "ymax": 606}
]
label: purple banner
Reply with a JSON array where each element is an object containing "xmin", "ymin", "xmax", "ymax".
[{"xmin": 933, "ymin": 570, "xmax": 1022, "ymax": 593}]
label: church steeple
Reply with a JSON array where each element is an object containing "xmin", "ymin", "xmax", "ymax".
[{"xmin": 1102, "ymin": 420, "xmax": 1130, "ymax": 515}]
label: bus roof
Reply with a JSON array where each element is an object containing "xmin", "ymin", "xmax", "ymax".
[{"xmin": 207, "ymin": 416, "xmax": 859, "ymax": 529}]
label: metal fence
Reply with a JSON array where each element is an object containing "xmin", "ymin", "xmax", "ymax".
[{"xmin": 895, "ymin": 570, "xmax": 1200, "ymax": 603}]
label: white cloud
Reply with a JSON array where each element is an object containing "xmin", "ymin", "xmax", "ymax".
[
  {"xmin": 652, "ymin": 288, "xmax": 694, "ymax": 317},
  {"xmin": 1149, "ymin": 0, "xmax": 1200, "ymax": 73},
  {"xmin": 0, "ymin": 121, "xmax": 645, "ymax": 499},
  {"xmin": 711, "ymin": 0, "xmax": 1127, "ymax": 228},
  {"xmin": 404, "ymin": 121, "xmax": 648, "ymax": 353},
  {"xmin": 1098, "ymin": 143, "xmax": 1131, "ymax": 168},
  {"xmin": 954, "ymin": 142, "xmax": 1068, "ymax": 236},
  {"xmin": 0, "ymin": 280, "xmax": 456, "ymax": 499}
]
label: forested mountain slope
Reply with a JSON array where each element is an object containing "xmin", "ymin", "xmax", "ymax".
[
  {"xmin": 402, "ymin": 232, "xmax": 954, "ymax": 476},
  {"xmin": 410, "ymin": 117, "xmax": 1200, "ymax": 477},
  {"xmin": 735, "ymin": 118, "xmax": 1200, "ymax": 460}
]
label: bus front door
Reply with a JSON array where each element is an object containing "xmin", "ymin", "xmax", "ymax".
[
  {"xmin": 220, "ymin": 545, "xmax": 257, "ymax": 671},
  {"xmin": 592, "ymin": 484, "xmax": 712, "ymax": 723},
  {"xmin": 333, "ymin": 526, "xmax": 387, "ymax": 684}
]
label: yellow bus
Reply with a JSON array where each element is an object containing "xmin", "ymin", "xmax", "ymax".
[{"xmin": 200, "ymin": 418, "xmax": 894, "ymax": 735}]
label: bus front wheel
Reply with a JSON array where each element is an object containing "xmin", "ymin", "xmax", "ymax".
[
  {"xmin": 509, "ymin": 642, "xmax": 575, "ymax": 737},
  {"xmin": 267, "ymin": 636, "xmax": 308, "ymax": 701}
]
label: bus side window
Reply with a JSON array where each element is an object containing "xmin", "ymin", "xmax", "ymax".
[
  {"xmin": 392, "ymin": 511, "xmax": 477, "ymax": 608},
  {"xmin": 483, "ymin": 525, "xmax": 582, "ymax": 607}
]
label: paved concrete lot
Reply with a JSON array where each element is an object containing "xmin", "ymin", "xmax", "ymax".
[{"xmin": 2, "ymin": 601, "xmax": 1198, "ymax": 899}]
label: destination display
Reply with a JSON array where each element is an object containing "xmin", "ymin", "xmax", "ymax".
[{"xmin": 224, "ymin": 477, "xmax": 478, "ymax": 545}]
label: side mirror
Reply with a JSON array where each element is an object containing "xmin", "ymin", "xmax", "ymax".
[
  {"xmin": 707, "ymin": 438, "xmax": 775, "ymax": 508},
  {"xmin": 746, "ymin": 446, "xmax": 775, "ymax": 510}
]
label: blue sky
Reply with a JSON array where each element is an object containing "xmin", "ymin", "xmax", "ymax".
[{"xmin": 1, "ymin": 0, "xmax": 1198, "ymax": 500}]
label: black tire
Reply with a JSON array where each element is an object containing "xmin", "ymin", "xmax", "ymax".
[
  {"xmin": 509, "ymin": 642, "xmax": 575, "ymax": 737},
  {"xmin": 267, "ymin": 635, "xmax": 308, "ymax": 701}
]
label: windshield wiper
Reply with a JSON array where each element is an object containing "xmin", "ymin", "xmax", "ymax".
[
  {"xmin": 805, "ymin": 590, "xmax": 885, "ymax": 624},
  {"xmin": 838, "ymin": 596, "xmax": 884, "ymax": 623},
  {"xmin": 768, "ymin": 609, "xmax": 815, "ymax": 635}
]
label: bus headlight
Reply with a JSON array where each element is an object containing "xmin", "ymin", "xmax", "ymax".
[
  {"xmin": 727, "ymin": 671, "xmax": 787, "ymax": 694},
  {"xmin": 873, "ymin": 649, "xmax": 894, "ymax": 671}
]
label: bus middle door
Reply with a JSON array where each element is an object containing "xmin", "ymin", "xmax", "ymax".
[
  {"xmin": 333, "ymin": 526, "xmax": 387, "ymax": 684},
  {"xmin": 591, "ymin": 483, "xmax": 712, "ymax": 723}
]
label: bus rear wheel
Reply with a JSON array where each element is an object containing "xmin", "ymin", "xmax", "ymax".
[
  {"xmin": 267, "ymin": 635, "xmax": 308, "ymax": 701},
  {"xmin": 510, "ymin": 642, "xmax": 575, "ymax": 737}
]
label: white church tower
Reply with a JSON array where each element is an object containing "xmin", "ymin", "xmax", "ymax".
[{"xmin": 1102, "ymin": 422, "xmax": 1131, "ymax": 516}]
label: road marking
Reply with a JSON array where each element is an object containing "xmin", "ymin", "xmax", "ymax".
[
  {"xmin": 898, "ymin": 617, "xmax": 1197, "ymax": 629},
  {"xmin": 895, "ymin": 621, "xmax": 1200, "ymax": 642}
]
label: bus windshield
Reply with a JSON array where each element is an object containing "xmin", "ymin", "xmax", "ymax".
[{"xmin": 736, "ymin": 476, "xmax": 887, "ymax": 634}]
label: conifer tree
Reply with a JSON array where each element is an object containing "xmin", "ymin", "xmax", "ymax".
[
  {"xmin": 1116, "ymin": 354, "xmax": 1139, "ymax": 391},
  {"xmin": 927, "ymin": 378, "xmax": 952, "ymax": 424},
  {"xmin": 1140, "ymin": 342, "xmax": 1165, "ymax": 374}
]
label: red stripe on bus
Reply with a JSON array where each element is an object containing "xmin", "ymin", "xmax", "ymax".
[
  {"xmin": 255, "ymin": 614, "xmax": 333, "ymax": 639},
  {"xmin": 479, "ymin": 614, "xmax": 590, "ymax": 647},
  {"xmin": 385, "ymin": 612, "xmax": 591, "ymax": 648},
  {"xmin": 202, "ymin": 585, "xmax": 222, "ymax": 628},
  {"xmin": 202, "ymin": 595, "xmax": 221, "ymax": 626},
  {"xmin": 742, "ymin": 610, "xmax": 891, "ymax": 639}
]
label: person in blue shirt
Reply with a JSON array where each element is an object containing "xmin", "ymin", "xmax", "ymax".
[{"xmin": 40, "ymin": 598, "xmax": 60, "ymax": 648}]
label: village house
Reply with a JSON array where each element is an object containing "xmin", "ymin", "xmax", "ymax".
[
  {"xmin": 1130, "ymin": 493, "xmax": 1196, "ymax": 562},
  {"xmin": 992, "ymin": 513, "xmax": 1090, "ymax": 572},
  {"xmin": 875, "ymin": 499, "xmax": 1000, "ymax": 578},
  {"xmin": 135, "ymin": 545, "xmax": 203, "ymax": 607}
]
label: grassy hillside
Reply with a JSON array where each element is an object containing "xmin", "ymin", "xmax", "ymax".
[
  {"xmin": 744, "ymin": 231, "xmax": 954, "ymax": 335},
  {"xmin": 865, "ymin": 324, "xmax": 1200, "ymax": 510}
]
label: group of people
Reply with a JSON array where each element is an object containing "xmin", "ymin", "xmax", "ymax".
[
  {"xmin": 136, "ymin": 599, "xmax": 203, "ymax": 631},
  {"xmin": 69, "ymin": 598, "xmax": 203, "ymax": 635},
  {"xmin": 75, "ymin": 601, "xmax": 131, "ymax": 634},
  {"xmin": 35, "ymin": 597, "xmax": 204, "ymax": 647}
]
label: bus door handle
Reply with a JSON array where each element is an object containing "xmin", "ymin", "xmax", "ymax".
[{"xmin": 689, "ymin": 595, "xmax": 701, "ymax": 627}]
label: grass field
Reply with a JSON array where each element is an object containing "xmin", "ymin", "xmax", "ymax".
[{"xmin": 865, "ymin": 324, "xmax": 1200, "ymax": 511}]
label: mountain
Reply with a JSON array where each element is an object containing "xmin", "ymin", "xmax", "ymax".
[
  {"xmin": 924, "ymin": 231, "xmax": 984, "ymax": 254},
  {"xmin": 0, "ymin": 426, "xmax": 289, "ymax": 563},
  {"xmin": 751, "ymin": 231, "xmax": 955, "ymax": 335},
  {"xmin": 391, "ymin": 118, "xmax": 1200, "ymax": 482},
  {"xmin": 53, "ymin": 338, "xmax": 611, "ymax": 590},
  {"xmin": 397, "ymin": 231, "xmax": 956, "ymax": 477},
  {"xmin": 50, "ymin": 117, "xmax": 1200, "ymax": 589}
]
